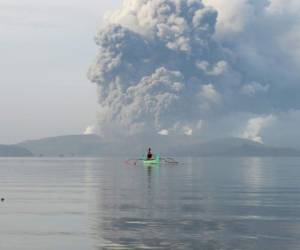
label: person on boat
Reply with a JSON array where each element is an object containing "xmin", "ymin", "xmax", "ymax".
[{"xmin": 147, "ymin": 148, "xmax": 153, "ymax": 160}]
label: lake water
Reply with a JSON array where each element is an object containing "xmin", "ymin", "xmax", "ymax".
[{"xmin": 0, "ymin": 158, "xmax": 300, "ymax": 250}]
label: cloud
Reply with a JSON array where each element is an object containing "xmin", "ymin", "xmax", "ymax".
[
  {"xmin": 241, "ymin": 82, "xmax": 270, "ymax": 96},
  {"xmin": 158, "ymin": 129, "xmax": 169, "ymax": 136},
  {"xmin": 182, "ymin": 126, "xmax": 193, "ymax": 136},
  {"xmin": 84, "ymin": 125, "xmax": 96, "ymax": 135},
  {"xmin": 203, "ymin": 0, "xmax": 254, "ymax": 36},
  {"xmin": 88, "ymin": 0, "xmax": 300, "ymax": 144},
  {"xmin": 198, "ymin": 84, "xmax": 221, "ymax": 112},
  {"xmin": 266, "ymin": 0, "xmax": 300, "ymax": 15},
  {"xmin": 241, "ymin": 115, "xmax": 275, "ymax": 143},
  {"xmin": 196, "ymin": 60, "xmax": 228, "ymax": 76},
  {"xmin": 262, "ymin": 110, "xmax": 300, "ymax": 148}
]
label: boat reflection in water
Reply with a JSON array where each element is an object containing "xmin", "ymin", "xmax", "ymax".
[
  {"xmin": 84, "ymin": 157, "xmax": 300, "ymax": 250},
  {"xmin": 84, "ymin": 158, "xmax": 225, "ymax": 250},
  {"xmin": 1, "ymin": 158, "xmax": 300, "ymax": 250}
]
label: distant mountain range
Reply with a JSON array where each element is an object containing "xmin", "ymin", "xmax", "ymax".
[
  {"xmin": 171, "ymin": 137, "xmax": 300, "ymax": 157},
  {"xmin": 0, "ymin": 145, "xmax": 34, "ymax": 157},
  {"xmin": 18, "ymin": 134, "xmax": 108, "ymax": 157},
  {"xmin": 0, "ymin": 134, "xmax": 296, "ymax": 157}
]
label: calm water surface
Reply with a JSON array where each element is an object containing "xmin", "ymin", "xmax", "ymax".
[{"xmin": 0, "ymin": 157, "xmax": 300, "ymax": 250}]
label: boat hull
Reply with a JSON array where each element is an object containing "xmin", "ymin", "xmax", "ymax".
[{"xmin": 143, "ymin": 156, "xmax": 160, "ymax": 165}]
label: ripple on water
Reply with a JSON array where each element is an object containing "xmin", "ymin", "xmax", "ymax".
[{"xmin": 0, "ymin": 158, "xmax": 300, "ymax": 250}]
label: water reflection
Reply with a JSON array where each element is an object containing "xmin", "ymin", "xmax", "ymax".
[
  {"xmin": 2, "ymin": 158, "xmax": 300, "ymax": 250},
  {"xmin": 243, "ymin": 157, "xmax": 264, "ymax": 189},
  {"xmin": 84, "ymin": 158, "xmax": 300, "ymax": 250},
  {"xmin": 85, "ymin": 159, "xmax": 226, "ymax": 249}
]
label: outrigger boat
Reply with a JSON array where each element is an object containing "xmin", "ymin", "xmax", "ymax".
[
  {"xmin": 142, "ymin": 155, "xmax": 160, "ymax": 165},
  {"xmin": 125, "ymin": 155, "xmax": 178, "ymax": 166}
]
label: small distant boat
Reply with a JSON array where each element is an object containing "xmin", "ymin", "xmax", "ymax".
[
  {"xmin": 143, "ymin": 155, "xmax": 160, "ymax": 165},
  {"xmin": 125, "ymin": 155, "xmax": 178, "ymax": 166}
]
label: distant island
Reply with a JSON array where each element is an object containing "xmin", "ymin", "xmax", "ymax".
[
  {"xmin": 0, "ymin": 134, "xmax": 298, "ymax": 158},
  {"xmin": 0, "ymin": 145, "xmax": 34, "ymax": 157}
]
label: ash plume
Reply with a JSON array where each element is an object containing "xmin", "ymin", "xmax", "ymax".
[{"xmin": 88, "ymin": 0, "xmax": 300, "ymax": 143}]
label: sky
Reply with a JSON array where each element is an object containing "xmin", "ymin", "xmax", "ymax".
[
  {"xmin": 1, "ymin": 0, "xmax": 300, "ymax": 148},
  {"xmin": 0, "ymin": 0, "xmax": 121, "ymax": 144}
]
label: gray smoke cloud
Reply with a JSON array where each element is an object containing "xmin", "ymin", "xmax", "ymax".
[{"xmin": 88, "ymin": 0, "xmax": 300, "ymax": 144}]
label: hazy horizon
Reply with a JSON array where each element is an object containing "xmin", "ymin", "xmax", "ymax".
[
  {"xmin": 2, "ymin": 0, "xmax": 300, "ymax": 150},
  {"xmin": 0, "ymin": 0, "xmax": 122, "ymax": 144}
]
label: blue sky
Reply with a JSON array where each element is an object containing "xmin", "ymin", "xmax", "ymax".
[{"xmin": 0, "ymin": 0, "xmax": 121, "ymax": 143}]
